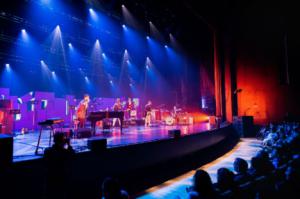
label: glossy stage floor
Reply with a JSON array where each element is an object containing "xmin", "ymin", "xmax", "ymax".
[{"xmin": 13, "ymin": 122, "xmax": 212, "ymax": 162}]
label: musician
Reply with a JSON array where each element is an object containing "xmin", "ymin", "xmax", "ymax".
[
  {"xmin": 112, "ymin": 98, "xmax": 122, "ymax": 127},
  {"xmin": 125, "ymin": 97, "xmax": 135, "ymax": 120},
  {"xmin": 145, "ymin": 100, "xmax": 152, "ymax": 127},
  {"xmin": 76, "ymin": 94, "xmax": 90, "ymax": 128}
]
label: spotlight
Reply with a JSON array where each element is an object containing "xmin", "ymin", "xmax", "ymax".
[
  {"xmin": 122, "ymin": 24, "xmax": 126, "ymax": 28},
  {"xmin": 40, "ymin": 60, "xmax": 44, "ymax": 64},
  {"xmin": 68, "ymin": 43, "xmax": 72, "ymax": 47},
  {"xmin": 52, "ymin": 71, "xmax": 55, "ymax": 75},
  {"xmin": 110, "ymin": 80, "xmax": 113, "ymax": 84},
  {"xmin": 149, "ymin": 21, "xmax": 152, "ymax": 24},
  {"xmin": 5, "ymin": 63, "xmax": 10, "ymax": 68},
  {"xmin": 56, "ymin": 25, "xmax": 60, "ymax": 29},
  {"xmin": 89, "ymin": 8, "xmax": 93, "ymax": 12},
  {"xmin": 21, "ymin": 29, "xmax": 26, "ymax": 33},
  {"xmin": 129, "ymin": 83, "xmax": 133, "ymax": 87},
  {"xmin": 102, "ymin": 53, "xmax": 106, "ymax": 57},
  {"xmin": 164, "ymin": 45, "xmax": 168, "ymax": 48},
  {"xmin": 146, "ymin": 65, "xmax": 149, "ymax": 70},
  {"xmin": 122, "ymin": 4, "xmax": 125, "ymax": 8},
  {"xmin": 85, "ymin": 76, "xmax": 88, "ymax": 80},
  {"xmin": 146, "ymin": 36, "xmax": 150, "ymax": 39},
  {"xmin": 124, "ymin": 49, "xmax": 127, "ymax": 53}
]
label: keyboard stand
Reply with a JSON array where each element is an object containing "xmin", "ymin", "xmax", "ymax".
[{"xmin": 35, "ymin": 124, "xmax": 55, "ymax": 155}]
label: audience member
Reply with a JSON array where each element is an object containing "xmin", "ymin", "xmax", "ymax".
[
  {"xmin": 102, "ymin": 177, "xmax": 129, "ymax": 199},
  {"xmin": 187, "ymin": 169, "xmax": 218, "ymax": 199},
  {"xmin": 233, "ymin": 157, "xmax": 251, "ymax": 184},
  {"xmin": 43, "ymin": 132, "xmax": 75, "ymax": 199}
]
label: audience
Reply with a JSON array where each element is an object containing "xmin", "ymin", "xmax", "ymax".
[{"xmin": 186, "ymin": 121, "xmax": 300, "ymax": 199}]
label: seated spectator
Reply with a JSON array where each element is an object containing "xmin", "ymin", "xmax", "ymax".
[
  {"xmin": 276, "ymin": 166, "xmax": 300, "ymax": 199},
  {"xmin": 187, "ymin": 169, "xmax": 218, "ymax": 199},
  {"xmin": 233, "ymin": 158, "xmax": 251, "ymax": 184},
  {"xmin": 214, "ymin": 168, "xmax": 236, "ymax": 193},
  {"xmin": 102, "ymin": 177, "xmax": 129, "ymax": 199},
  {"xmin": 43, "ymin": 132, "xmax": 75, "ymax": 199}
]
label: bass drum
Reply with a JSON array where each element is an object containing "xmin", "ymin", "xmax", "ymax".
[{"xmin": 165, "ymin": 116, "xmax": 175, "ymax": 125}]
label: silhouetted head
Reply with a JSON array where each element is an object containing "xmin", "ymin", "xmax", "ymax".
[
  {"xmin": 234, "ymin": 158, "xmax": 248, "ymax": 174},
  {"xmin": 53, "ymin": 132, "xmax": 66, "ymax": 147},
  {"xmin": 193, "ymin": 169, "xmax": 214, "ymax": 196},
  {"xmin": 217, "ymin": 168, "xmax": 235, "ymax": 191},
  {"xmin": 102, "ymin": 177, "xmax": 122, "ymax": 199}
]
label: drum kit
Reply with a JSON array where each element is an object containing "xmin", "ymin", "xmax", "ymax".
[{"xmin": 151, "ymin": 108, "xmax": 191, "ymax": 125}]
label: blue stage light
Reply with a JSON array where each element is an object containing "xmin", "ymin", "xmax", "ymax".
[
  {"xmin": 146, "ymin": 36, "xmax": 150, "ymax": 39},
  {"xmin": 40, "ymin": 60, "xmax": 44, "ymax": 64},
  {"xmin": 21, "ymin": 29, "xmax": 26, "ymax": 33},
  {"xmin": 52, "ymin": 71, "xmax": 55, "ymax": 75},
  {"xmin": 68, "ymin": 43, "xmax": 72, "ymax": 47},
  {"xmin": 5, "ymin": 63, "xmax": 10, "ymax": 68},
  {"xmin": 110, "ymin": 80, "xmax": 113, "ymax": 84},
  {"xmin": 164, "ymin": 45, "xmax": 168, "ymax": 48},
  {"xmin": 122, "ymin": 24, "xmax": 126, "ymax": 29}
]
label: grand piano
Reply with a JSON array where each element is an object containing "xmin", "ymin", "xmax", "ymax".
[{"xmin": 87, "ymin": 111, "xmax": 124, "ymax": 135}]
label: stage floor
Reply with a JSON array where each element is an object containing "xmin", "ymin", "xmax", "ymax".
[{"xmin": 13, "ymin": 122, "xmax": 212, "ymax": 162}]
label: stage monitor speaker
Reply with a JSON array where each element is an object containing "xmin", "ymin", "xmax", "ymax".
[
  {"xmin": 87, "ymin": 138, "xmax": 107, "ymax": 152},
  {"xmin": 168, "ymin": 129, "xmax": 181, "ymax": 139},
  {"xmin": 242, "ymin": 116, "xmax": 254, "ymax": 137},
  {"xmin": 0, "ymin": 134, "xmax": 13, "ymax": 170},
  {"xmin": 233, "ymin": 116, "xmax": 254, "ymax": 137},
  {"xmin": 76, "ymin": 128, "xmax": 92, "ymax": 138}
]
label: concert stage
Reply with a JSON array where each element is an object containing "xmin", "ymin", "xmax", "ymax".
[{"xmin": 13, "ymin": 122, "xmax": 212, "ymax": 162}]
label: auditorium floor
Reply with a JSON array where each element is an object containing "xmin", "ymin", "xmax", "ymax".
[
  {"xmin": 13, "ymin": 122, "xmax": 212, "ymax": 162},
  {"xmin": 138, "ymin": 138, "xmax": 262, "ymax": 199}
]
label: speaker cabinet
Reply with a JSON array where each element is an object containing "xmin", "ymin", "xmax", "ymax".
[
  {"xmin": 168, "ymin": 129, "xmax": 181, "ymax": 139},
  {"xmin": 0, "ymin": 134, "xmax": 13, "ymax": 170},
  {"xmin": 233, "ymin": 116, "xmax": 254, "ymax": 137},
  {"xmin": 87, "ymin": 138, "xmax": 107, "ymax": 152}
]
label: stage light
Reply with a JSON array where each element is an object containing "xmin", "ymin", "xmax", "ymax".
[
  {"xmin": 56, "ymin": 25, "xmax": 60, "ymax": 29},
  {"xmin": 149, "ymin": 21, "xmax": 152, "ymax": 24},
  {"xmin": 68, "ymin": 43, "xmax": 72, "ymax": 47},
  {"xmin": 5, "ymin": 63, "xmax": 10, "ymax": 68},
  {"xmin": 102, "ymin": 53, "xmax": 106, "ymax": 58},
  {"xmin": 109, "ymin": 80, "xmax": 113, "ymax": 84},
  {"xmin": 40, "ymin": 60, "xmax": 44, "ymax": 64},
  {"xmin": 164, "ymin": 45, "xmax": 168, "ymax": 48},
  {"xmin": 89, "ymin": 8, "xmax": 93, "ymax": 12},
  {"xmin": 129, "ymin": 83, "xmax": 133, "ymax": 87},
  {"xmin": 124, "ymin": 49, "xmax": 127, "ymax": 53},
  {"xmin": 122, "ymin": 24, "xmax": 126, "ymax": 29},
  {"xmin": 122, "ymin": 5, "xmax": 125, "ymax": 8},
  {"xmin": 146, "ymin": 36, "xmax": 150, "ymax": 39},
  {"xmin": 21, "ymin": 29, "xmax": 26, "ymax": 33},
  {"xmin": 52, "ymin": 71, "xmax": 55, "ymax": 75},
  {"xmin": 85, "ymin": 76, "xmax": 88, "ymax": 80}
]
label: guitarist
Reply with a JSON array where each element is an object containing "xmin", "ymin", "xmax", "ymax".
[{"xmin": 76, "ymin": 94, "xmax": 90, "ymax": 128}]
